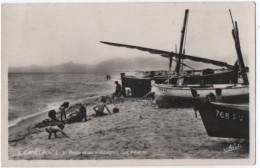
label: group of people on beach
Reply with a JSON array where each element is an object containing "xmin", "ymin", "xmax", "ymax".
[{"xmin": 45, "ymin": 81, "xmax": 123, "ymax": 139}]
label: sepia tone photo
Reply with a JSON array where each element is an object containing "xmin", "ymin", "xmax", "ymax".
[{"xmin": 1, "ymin": 2, "xmax": 256, "ymax": 166}]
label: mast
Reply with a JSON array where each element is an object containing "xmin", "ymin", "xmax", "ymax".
[
  {"xmin": 168, "ymin": 54, "xmax": 173, "ymax": 84},
  {"xmin": 229, "ymin": 10, "xmax": 249, "ymax": 85},
  {"xmin": 167, "ymin": 45, "xmax": 177, "ymax": 84},
  {"xmin": 175, "ymin": 9, "xmax": 189, "ymax": 74}
]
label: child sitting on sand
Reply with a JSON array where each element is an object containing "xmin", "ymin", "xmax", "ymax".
[
  {"xmin": 93, "ymin": 98, "xmax": 111, "ymax": 116},
  {"xmin": 45, "ymin": 123, "xmax": 69, "ymax": 139}
]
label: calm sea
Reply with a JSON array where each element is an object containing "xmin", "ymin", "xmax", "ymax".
[{"xmin": 8, "ymin": 72, "xmax": 117, "ymax": 127}]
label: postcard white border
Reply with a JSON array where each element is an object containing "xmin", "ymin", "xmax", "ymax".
[{"xmin": 1, "ymin": 1, "xmax": 258, "ymax": 167}]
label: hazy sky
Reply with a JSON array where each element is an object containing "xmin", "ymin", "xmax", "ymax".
[{"xmin": 2, "ymin": 2, "xmax": 255, "ymax": 68}]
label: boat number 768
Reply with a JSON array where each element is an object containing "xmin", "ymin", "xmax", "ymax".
[{"xmin": 215, "ymin": 110, "xmax": 244, "ymax": 122}]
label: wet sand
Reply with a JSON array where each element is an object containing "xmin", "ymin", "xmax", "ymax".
[{"xmin": 8, "ymin": 97, "xmax": 249, "ymax": 160}]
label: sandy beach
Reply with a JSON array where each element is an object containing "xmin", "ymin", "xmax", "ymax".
[{"xmin": 8, "ymin": 96, "xmax": 249, "ymax": 160}]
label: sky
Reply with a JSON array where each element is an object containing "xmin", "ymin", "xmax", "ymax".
[{"xmin": 2, "ymin": 2, "xmax": 255, "ymax": 68}]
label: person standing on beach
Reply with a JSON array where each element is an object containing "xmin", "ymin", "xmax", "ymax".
[
  {"xmin": 45, "ymin": 123, "xmax": 69, "ymax": 139},
  {"xmin": 114, "ymin": 81, "xmax": 122, "ymax": 97},
  {"xmin": 93, "ymin": 98, "xmax": 111, "ymax": 116},
  {"xmin": 59, "ymin": 106, "xmax": 66, "ymax": 120},
  {"xmin": 59, "ymin": 102, "xmax": 69, "ymax": 121}
]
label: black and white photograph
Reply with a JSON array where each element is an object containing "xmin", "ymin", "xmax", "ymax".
[{"xmin": 1, "ymin": 2, "xmax": 256, "ymax": 166}]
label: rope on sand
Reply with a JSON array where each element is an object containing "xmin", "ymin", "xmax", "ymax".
[{"xmin": 141, "ymin": 92, "xmax": 155, "ymax": 99}]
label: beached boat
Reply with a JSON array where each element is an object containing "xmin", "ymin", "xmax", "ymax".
[
  {"xmin": 152, "ymin": 10, "xmax": 249, "ymax": 104},
  {"xmin": 120, "ymin": 70, "xmax": 172, "ymax": 97},
  {"xmin": 121, "ymin": 68, "xmax": 233, "ymax": 97},
  {"xmin": 192, "ymin": 98, "xmax": 249, "ymax": 139},
  {"xmin": 101, "ymin": 9, "xmax": 236, "ymax": 97},
  {"xmin": 121, "ymin": 73, "xmax": 151, "ymax": 97},
  {"xmin": 152, "ymin": 83, "xmax": 249, "ymax": 104}
]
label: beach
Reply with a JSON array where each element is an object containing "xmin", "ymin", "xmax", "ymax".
[
  {"xmin": 8, "ymin": 96, "xmax": 249, "ymax": 160},
  {"xmin": 3, "ymin": 3, "xmax": 255, "ymax": 165}
]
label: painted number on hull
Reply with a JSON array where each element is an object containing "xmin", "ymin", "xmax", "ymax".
[
  {"xmin": 216, "ymin": 110, "xmax": 244, "ymax": 122},
  {"xmin": 159, "ymin": 88, "xmax": 167, "ymax": 92}
]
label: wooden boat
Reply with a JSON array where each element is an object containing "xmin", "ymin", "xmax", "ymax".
[
  {"xmin": 121, "ymin": 73, "xmax": 151, "ymax": 97},
  {"xmin": 152, "ymin": 83, "xmax": 249, "ymax": 104},
  {"xmin": 119, "ymin": 70, "xmax": 171, "ymax": 97},
  {"xmin": 152, "ymin": 10, "xmax": 249, "ymax": 104},
  {"xmin": 101, "ymin": 10, "xmax": 236, "ymax": 97},
  {"xmin": 190, "ymin": 11, "xmax": 250, "ymax": 139},
  {"xmin": 121, "ymin": 68, "xmax": 234, "ymax": 97},
  {"xmin": 192, "ymin": 98, "xmax": 249, "ymax": 139}
]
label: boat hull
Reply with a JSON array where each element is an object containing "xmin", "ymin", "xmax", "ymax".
[
  {"xmin": 122, "ymin": 70, "xmax": 234, "ymax": 97},
  {"xmin": 193, "ymin": 99, "xmax": 249, "ymax": 139},
  {"xmin": 152, "ymin": 84, "xmax": 249, "ymax": 104},
  {"xmin": 122, "ymin": 76, "xmax": 152, "ymax": 97}
]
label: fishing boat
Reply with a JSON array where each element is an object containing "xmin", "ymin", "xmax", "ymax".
[
  {"xmin": 152, "ymin": 10, "xmax": 249, "ymax": 105},
  {"xmin": 153, "ymin": 83, "xmax": 249, "ymax": 105},
  {"xmin": 189, "ymin": 10, "xmax": 250, "ymax": 139},
  {"xmin": 101, "ymin": 9, "xmax": 236, "ymax": 97},
  {"xmin": 192, "ymin": 97, "xmax": 249, "ymax": 139},
  {"xmin": 120, "ymin": 68, "xmax": 234, "ymax": 97},
  {"xmin": 120, "ymin": 70, "xmax": 172, "ymax": 97}
]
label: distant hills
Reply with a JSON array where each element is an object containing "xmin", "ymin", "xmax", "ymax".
[{"xmin": 9, "ymin": 57, "xmax": 171, "ymax": 73}]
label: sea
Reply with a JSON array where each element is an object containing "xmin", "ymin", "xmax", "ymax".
[{"xmin": 8, "ymin": 72, "xmax": 118, "ymax": 127}]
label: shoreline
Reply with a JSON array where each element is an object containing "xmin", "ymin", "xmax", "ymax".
[
  {"xmin": 8, "ymin": 91, "xmax": 114, "ymax": 141},
  {"xmin": 8, "ymin": 73, "xmax": 119, "ymax": 127}
]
